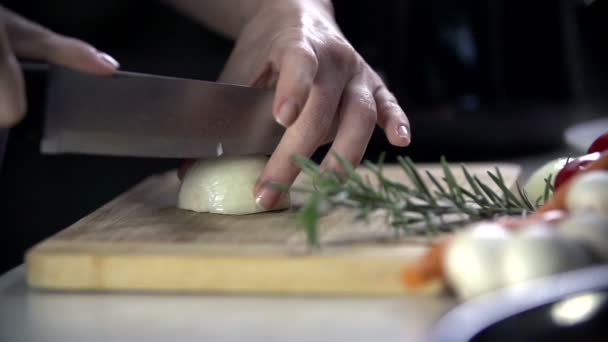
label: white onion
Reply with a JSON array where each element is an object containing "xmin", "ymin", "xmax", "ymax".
[
  {"xmin": 178, "ymin": 156, "xmax": 290, "ymax": 215},
  {"xmin": 502, "ymin": 223, "xmax": 593, "ymax": 286},
  {"xmin": 566, "ymin": 171, "xmax": 608, "ymax": 215},
  {"xmin": 444, "ymin": 222, "xmax": 512, "ymax": 300},
  {"xmin": 557, "ymin": 212, "xmax": 608, "ymax": 261},
  {"xmin": 524, "ymin": 158, "xmax": 569, "ymax": 203}
]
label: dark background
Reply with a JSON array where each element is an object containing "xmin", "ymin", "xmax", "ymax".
[{"xmin": 1, "ymin": 0, "xmax": 607, "ymax": 273}]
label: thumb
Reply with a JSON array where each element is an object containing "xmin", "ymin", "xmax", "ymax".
[{"xmin": 3, "ymin": 6, "xmax": 118, "ymax": 75}]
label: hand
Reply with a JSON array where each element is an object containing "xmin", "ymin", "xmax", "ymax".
[
  {"xmin": 217, "ymin": 0, "xmax": 411, "ymax": 209},
  {"xmin": 0, "ymin": 5, "xmax": 119, "ymax": 127}
]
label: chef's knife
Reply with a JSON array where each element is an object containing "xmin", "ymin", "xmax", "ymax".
[{"xmin": 42, "ymin": 67, "xmax": 284, "ymax": 158}]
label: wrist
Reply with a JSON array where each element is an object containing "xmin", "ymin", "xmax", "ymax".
[{"xmin": 255, "ymin": 0, "xmax": 336, "ymax": 27}]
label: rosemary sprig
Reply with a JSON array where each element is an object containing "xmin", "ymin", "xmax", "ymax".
[{"xmin": 292, "ymin": 154, "xmax": 549, "ymax": 248}]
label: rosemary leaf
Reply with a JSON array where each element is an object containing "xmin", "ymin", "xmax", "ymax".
[
  {"xmin": 425, "ymin": 170, "xmax": 448, "ymax": 196},
  {"xmin": 487, "ymin": 169, "xmax": 523, "ymax": 208},
  {"xmin": 291, "ymin": 154, "xmax": 540, "ymax": 248},
  {"xmin": 462, "ymin": 165, "xmax": 485, "ymax": 200},
  {"xmin": 542, "ymin": 174, "xmax": 553, "ymax": 204},
  {"xmin": 474, "ymin": 175, "xmax": 505, "ymax": 208},
  {"xmin": 440, "ymin": 156, "xmax": 464, "ymax": 204},
  {"xmin": 405, "ymin": 157, "xmax": 437, "ymax": 205},
  {"xmin": 298, "ymin": 192, "xmax": 322, "ymax": 249},
  {"xmin": 516, "ymin": 182, "xmax": 536, "ymax": 212}
]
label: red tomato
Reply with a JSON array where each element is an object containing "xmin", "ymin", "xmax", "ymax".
[
  {"xmin": 588, "ymin": 132, "xmax": 608, "ymax": 154},
  {"xmin": 554, "ymin": 152, "xmax": 601, "ymax": 190},
  {"xmin": 177, "ymin": 159, "xmax": 195, "ymax": 181}
]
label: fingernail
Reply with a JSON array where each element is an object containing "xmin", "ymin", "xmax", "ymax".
[
  {"xmin": 398, "ymin": 125, "xmax": 409, "ymax": 139},
  {"xmin": 276, "ymin": 99, "xmax": 299, "ymax": 127},
  {"xmin": 98, "ymin": 52, "xmax": 119, "ymax": 69},
  {"xmin": 255, "ymin": 187, "xmax": 281, "ymax": 210}
]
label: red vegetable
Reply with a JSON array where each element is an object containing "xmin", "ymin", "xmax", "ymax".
[
  {"xmin": 555, "ymin": 132, "xmax": 608, "ymax": 189},
  {"xmin": 588, "ymin": 132, "xmax": 608, "ymax": 154},
  {"xmin": 554, "ymin": 152, "xmax": 601, "ymax": 190},
  {"xmin": 177, "ymin": 159, "xmax": 195, "ymax": 181},
  {"xmin": 535, "ymin": 151, "xmax": 608, "ymax": 215}
]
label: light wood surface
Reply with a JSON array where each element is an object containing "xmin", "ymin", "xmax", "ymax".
[{"xmin": 26, "ymin": 163, "xmax": 521, "ymax": 294}]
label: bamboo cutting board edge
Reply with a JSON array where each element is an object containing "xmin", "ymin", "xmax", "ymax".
[{"xmin": 26, "ymin": 244, "xmax": 438, "ymax": 295}]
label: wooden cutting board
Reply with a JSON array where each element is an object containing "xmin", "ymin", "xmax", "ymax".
[{"xmin": 26, "ymin": 163, "xmax": 521, "ymax": 295}]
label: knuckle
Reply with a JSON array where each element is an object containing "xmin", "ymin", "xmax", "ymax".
[
  {"xmin": 290, "ymin": 45, "xmax": 319, "ymax": 74},
  {"xmin": 324, "ymin": 39, "xmax": 357, "ymax": 71},
  {"xmin": 354, "ymin": 87, "xmax": 376, "ymax": 112},
  {"xmin": 375, "ymin": 88, "xmax": 402, "ymax": 114},
  {"xmin": 379, "ymin": 101, "xmax": 403, "ymax": 118},
  {"xmin": 279, "ymin": 41, "xmax": 318, "ymax": 87},
  {"xmin": 290, "ymin": 44, "xmax": 315, "ymax": 62},
  {"xmin": 383, "ymin": 99, "xmax": 402, "ymax": 115}
]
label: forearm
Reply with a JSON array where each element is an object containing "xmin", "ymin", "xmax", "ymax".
[{"xmin": 165, "ymin": 0, "xmax": 334, "ymax": 39}]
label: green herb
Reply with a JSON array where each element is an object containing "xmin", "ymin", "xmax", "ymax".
[{"xmin": 291, "ymin": 154, "xmax": 549, "ymax": 247}]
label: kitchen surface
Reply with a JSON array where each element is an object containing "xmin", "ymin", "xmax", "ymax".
[
  {"xmin": 1, "ymin": 146, "xmax": 602, "ymax": 342},
  {"xmin": 1, "ymin": 0, "xmax": 608, "ymax": 341},
  {"xmin": 0, "ymin": 266, "xmax": 455, "ymax": 342}
]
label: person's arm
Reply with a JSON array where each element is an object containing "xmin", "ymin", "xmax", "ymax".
[
  {"xmin": 166, "ymin": 0, "xmax": 333, "ymax": 39},
  {"xmin": 166, "ymin": 0, "xmax": 411, "ymax": 210}
]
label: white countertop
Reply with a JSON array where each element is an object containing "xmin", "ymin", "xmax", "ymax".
[{"xmin": 0, "ymin": 266, "xmax": 455, "ymax": 342}]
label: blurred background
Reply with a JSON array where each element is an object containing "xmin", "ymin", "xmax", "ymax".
[{"xmin": 0, "ymin": 0, "xmax": 607, "ymax": 273}]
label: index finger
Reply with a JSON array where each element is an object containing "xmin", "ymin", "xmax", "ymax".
[
  {"xmin": 255, "ymin": 79, "xmax": 345, "ymax": 209},
  {"xmin": 3, "ymin": 7, "xmax": 118, "ymax": 75}
]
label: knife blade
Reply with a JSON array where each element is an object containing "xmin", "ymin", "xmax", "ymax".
[{"xmin": 42, "ymin": 67, "xmax": 284, "ymax": 158}]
